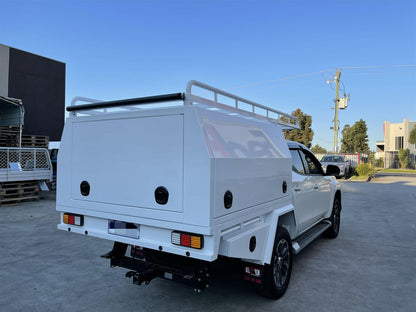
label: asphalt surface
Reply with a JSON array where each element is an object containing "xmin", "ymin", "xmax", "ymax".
[{"xmin": 1, "ymin": 175, "xmax": 415, "ymax": 312}]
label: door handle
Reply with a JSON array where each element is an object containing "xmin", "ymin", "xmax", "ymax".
[
  {"xmin": 314, "ymin": 185, "xmax": 319, "ymax": 190},
  {"xmin": 294, "ymin": 187, "xmax": 301, "ymax": 192}
]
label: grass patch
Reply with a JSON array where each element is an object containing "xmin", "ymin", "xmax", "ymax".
[
  {"xmin": 350, "ymin": 176, "xmax": 370, "ymax": 181},
  {"xmin": 375, "ymin": 168, "xmax": 416, "ymax": 174}
]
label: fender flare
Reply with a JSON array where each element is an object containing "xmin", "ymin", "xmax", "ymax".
[{"xmin": 262, "ymin": 204, "xmax": 295, "ymax": 265}]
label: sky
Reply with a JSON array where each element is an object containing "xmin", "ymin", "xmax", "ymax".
[{"xmin": 1, "ymin": 0, "xmax": 415, "ymax": 152}]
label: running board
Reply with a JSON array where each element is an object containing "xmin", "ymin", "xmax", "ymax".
[{"xmin": 292, "ymin": 221, "xmax": 331, "ymax": 255}]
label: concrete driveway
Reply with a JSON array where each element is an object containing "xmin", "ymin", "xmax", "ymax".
[{"xmin": 1, "ymin": 174, "xmax": 415, "ymax": 312}]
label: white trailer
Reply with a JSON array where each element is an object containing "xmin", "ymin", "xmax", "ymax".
[
  {"xmin": 0, "ymin": 147, "xmax": 52, "ymax": 183},
  {"xmin": 57, "ymin": 81, "xmax": 341, "ymax": 299}
]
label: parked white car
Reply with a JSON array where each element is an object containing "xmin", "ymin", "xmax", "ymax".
[
  {"xmin": 57, "ymin": 81, "xmax": 342, "ymax": 299},
  {"xmin": 321, "ymin": 154, "xmax": 350, "ymax": 177}
]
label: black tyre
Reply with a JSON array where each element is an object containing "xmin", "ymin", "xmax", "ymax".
[
  {"xmin": 258, "ymin": 226, "xmax": 293, "ymax": 299},
  {"xmin": 323, "ymin": 196, "xmax": 341, "ymax": 238}
]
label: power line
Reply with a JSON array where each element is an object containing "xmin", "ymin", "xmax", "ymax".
[
  {"xmin": 222, "ymin": 64, "xmax": 415, "ymax": 92},
  {"xmin": 342, "ymin": 72, "xmax": 415, "ymax": 76},
  {"xmin": 341, "ymin": 64, "xmax": 416, "ymax": 70},
  {"xmin": 269, "ymin": 76, "xmax": 327, "ymax": 88},
  {"xmin": 224, "ymin": 68, "xmax": 335, "ymax": 91}
]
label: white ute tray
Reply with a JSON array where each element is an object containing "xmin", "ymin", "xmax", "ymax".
[{"xmin": 57, "ymin": 80, "xmax": 299, "ymax": 263}]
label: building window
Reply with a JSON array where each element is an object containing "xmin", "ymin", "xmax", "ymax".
[{"xmin": 395, "ymin": 136, "xmax": 404, "ymax": 150}]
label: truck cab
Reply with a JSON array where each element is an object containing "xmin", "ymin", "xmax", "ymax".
[{"xmin": 288, "ymin": 141, "xmax": 341, "ymax": 241}]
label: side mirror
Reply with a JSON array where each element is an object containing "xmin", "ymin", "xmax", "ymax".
[{"xmin": 325, "ymin": 164, "xmax": 340, "ymax": 176}]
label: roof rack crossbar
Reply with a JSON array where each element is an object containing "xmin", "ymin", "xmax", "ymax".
[{"xmin": 185, "ymin": 80, "xmax": 299, "ymax": 129}]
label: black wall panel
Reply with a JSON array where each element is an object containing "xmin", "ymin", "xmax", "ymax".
[{"xmin": 8, "ymin": 48, "xmax": 65, "ymax": 141}]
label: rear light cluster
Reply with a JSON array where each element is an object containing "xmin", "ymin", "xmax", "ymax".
[
  {"xmin": 171, "ymin": 231, "xmax": 203, "ymax": 249},
  {"xmin": 63, "ymin": 213, "xmax": 84, "ymax": 226}
]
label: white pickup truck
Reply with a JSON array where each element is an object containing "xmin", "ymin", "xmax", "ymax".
[{"xmin": 57, "ymin": 81, "xmax": 341, "ymax": 299}]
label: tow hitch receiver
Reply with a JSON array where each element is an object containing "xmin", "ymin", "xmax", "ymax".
[
  {"xmin": 125, "ymin": 266, "xmax": 209, "ymax": 292},
  {"xmin": 126, "ymin": 269, "xmax": 158, "ymax": 286},
  {"xmin": 105, "ymin": 243, "xmax": 210, "ymax": 292}
]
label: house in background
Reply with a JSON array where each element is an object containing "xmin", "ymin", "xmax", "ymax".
[{"xmin": 377, "ymin": 118, "xmax": 416, "ymax": 168}]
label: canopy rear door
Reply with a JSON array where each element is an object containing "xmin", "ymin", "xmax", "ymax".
[{"xmin": 71, "ymin": 114, "xmax": 184, "ymax": 213}]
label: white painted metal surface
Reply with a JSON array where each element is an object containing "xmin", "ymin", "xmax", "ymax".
[
  {"xmin": 57, "ymin": 81, "xmax": 336, "ymax": 265},
  {"xmin": 48, "ymin": 141, "xmax": 60, "ymax": 150},
  {"xmin": 288, "ymin": 141, "xmax": 340, "ymax": 237},
  {"xmin": 70, "ymin": 113, "xmax": 184, "ymax": 212},
  {"xmin": 292, "ymin": 172, "xmax": 317, "ymax": 232}
]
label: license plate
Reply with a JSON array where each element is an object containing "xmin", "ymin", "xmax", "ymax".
[{"xmin": 108, "ymin": 220, "xmax": 139, "ymax": 239}]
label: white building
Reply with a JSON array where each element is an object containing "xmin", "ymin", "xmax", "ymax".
[{"xmin": 377, "ymin": 118, "xmax": 416, "ymax": 168}]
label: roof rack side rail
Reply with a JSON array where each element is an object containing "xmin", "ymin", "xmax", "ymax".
[
  {"xmin": 67, "ymin": 93, "xmax": 184, "ymax": 113},
  {"xmin": 185, "ymin": 80, "xmax": 299, "ymax": 129}
]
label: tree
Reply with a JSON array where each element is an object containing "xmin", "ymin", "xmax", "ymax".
[
  {"xmin": 340, "ymin": 124, "xmax": 353, "ymax": 153},
  {"xmin": 284, "ymin": 108, "xmax": 314, "ymax": 148},
  {"xmin": 340, "ymin": 119, "xmax": 369, "ymax": 153},
  {"xmin": 353, "ymin": 119, "xmax": 370, "ymax": 153},
  {"xmin": 398, "ymin": 148, "xmax": 411, "ymax": 169},
  {"xmin": 311, "ymin": 144, "xmax": 327, "ymax": 154},
  {"xmin": 368, "ymin": 152, "xmax": 375, "ymax": 165},
  {"xmin": 409, "ymin": 125, "xmax": 416, "ymax": 145}
]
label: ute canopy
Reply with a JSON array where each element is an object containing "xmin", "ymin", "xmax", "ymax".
[
  {"xmin": 0, "ymin": 96, "xmax": 24, "ymax": 127},
  {"xmin": 0, "ymin": 96, "xmax": 24, "ymax": 147}
]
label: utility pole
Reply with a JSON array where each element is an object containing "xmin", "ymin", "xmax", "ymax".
[{"xmin": 333, "ymin": 69, "xmax": 341, "ymax": 153}]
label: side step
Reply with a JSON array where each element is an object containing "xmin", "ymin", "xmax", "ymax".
[{"xmin": 292, "ymin": 221, "xmax": 331, "ymax": 255}]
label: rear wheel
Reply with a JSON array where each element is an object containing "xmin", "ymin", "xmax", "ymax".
[
  {"xmin": 258, "ymin": 226, "xmax": 292, "ymax": 299},
  {"xmin": 323, "ymin": 197, "xmax": 341, "ymax": 238}
]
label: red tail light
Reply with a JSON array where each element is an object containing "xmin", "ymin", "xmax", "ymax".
[
  {"xmin": 171, "ymin": 231, "xmax": 203, "ymax": 249},
  {"xmin": 63, "ymin": 213, "xmax": 84, "ymax": 226}
]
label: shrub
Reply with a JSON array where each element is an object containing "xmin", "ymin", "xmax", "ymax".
[
  {"xmin": 375, "ymin": 158, "xmax": 384, "ymax": 168},
  {"xmin": 355, "ymin": 163, "xmax": 375, "ymax": 177},
  {"xmin": 398, "ymin": 149, "xmax": 411, "ymax": 169}
]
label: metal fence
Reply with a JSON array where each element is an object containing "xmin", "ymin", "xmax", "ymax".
[
  {"xmin": 0, "ymin": 147, "xmax": 52, "ymax": 182},
  {"xmin": 315, "ymin": 153, "xmax": 368, "ymax": 168}
]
